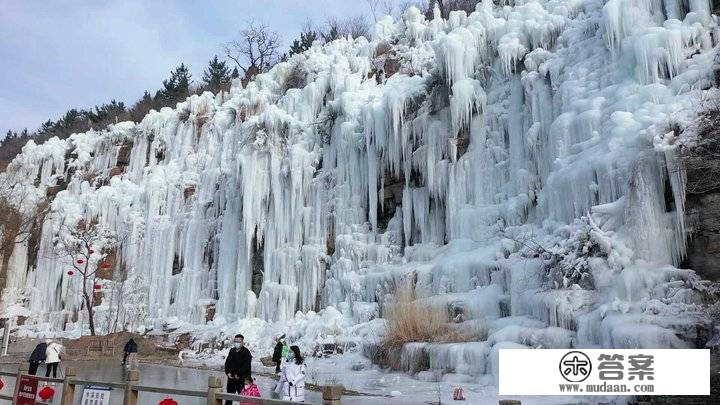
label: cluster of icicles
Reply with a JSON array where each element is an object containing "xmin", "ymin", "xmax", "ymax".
[{"xmin": 0, "ymin": 1, "xmax": 717, "ymax": 373}]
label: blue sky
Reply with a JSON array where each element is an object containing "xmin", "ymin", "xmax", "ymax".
[{"xmin": 0, "ymin": 0, "xmax": 392, "ymax": 136}]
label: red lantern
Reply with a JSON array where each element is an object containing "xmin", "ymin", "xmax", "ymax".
[
  {"xmin": 159, "ymin": 397, "xmax": 178, "ymax": 405},
  {"xmin": 0, "ymin": 378, "xmax": 4, "ymax": 390},
  {"xmin": 38, "ymin": 385, "xmax": 55, "ymax": 400},
  {"xmin": 100, "ymin": 262, "xmax": 111, "ymax": 269},
  {"xmin": 76, "ymin": 258, "xmax": 85, "ymax": 264},
  {"xmin": 89, "ymin": 249, "xmax": 95, "ymax": 254},
  {"xmin": 67, "ymin": 270, "xmax": 75, "ymax": 276},
  {"xmin": 94, "ymin": 283, "xmax": 102, "ymax": 290}
]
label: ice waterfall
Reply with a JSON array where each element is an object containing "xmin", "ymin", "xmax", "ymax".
[{"xmin": 1, "ymin": 0, "xmax": 718, "ymax": 378}]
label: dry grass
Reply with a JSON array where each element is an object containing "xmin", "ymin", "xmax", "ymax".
[
  {"xmin": 382, "ymin": 285, "xmax": 474, "ymax": 347},
  {"xmin": 371, "ymin": 284, "xmax": 478, "ymax": 369}
]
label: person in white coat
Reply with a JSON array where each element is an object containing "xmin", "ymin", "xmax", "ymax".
[
  {"xmin": 44, "ymin": 340, "xmax": 63, "ymax": 378},
  {"xmin": 278, "ymin": 345, "xmax": 306, "ymax": 402}
]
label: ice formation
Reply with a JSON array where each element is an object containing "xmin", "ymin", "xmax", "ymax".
[{"xmin": 1, "ymin": 0, "xmax": 719, "ymax": 384}]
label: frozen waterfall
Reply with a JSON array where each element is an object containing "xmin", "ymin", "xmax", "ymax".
[{"xmin": 1, "ymin": 0, "xmax": 718, "ymax": 382}]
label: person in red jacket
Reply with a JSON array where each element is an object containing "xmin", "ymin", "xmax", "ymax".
[{"xmin": 239, "ymin": 375, "xmax": 261, "ymax": 404}]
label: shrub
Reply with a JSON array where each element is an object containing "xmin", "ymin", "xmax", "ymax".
[
  {"xmin": 681, "ymin": 99, "xmax": 720, "ymax": 195},
  {"xmin": 381, "ymin": 284, "xmax": 473, "ymax": 348},
  {"xmin": 282, "ymin": 63, "xmax": 307, "ymax": 93}
]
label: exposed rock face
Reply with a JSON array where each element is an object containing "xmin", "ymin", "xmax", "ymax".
[
  {"xmin": 109, "ymin": 166, "xmax": 123, "ymax": 177},
  {"xmin": 686, "ymin": 192, "xmax": 720, "ymax": 280},
  {"xmin": 117, "ymin": 141, "xmax": 133, "ymax": 166}
]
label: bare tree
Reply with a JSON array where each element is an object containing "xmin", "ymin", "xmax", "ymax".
[
  {"xmin": 0, "ymin": 178, "xmax": 49, "ymax": 255},
  {"xmin": 51, "ymin": 220, "xmax": 118, "ymax": 336},
  {"xmin": 223, "ymin": 20, "xmax": 281, "ymax": 85},
  {"xmin": 321, "ymin": 15, "xmax": 371, "ymax": 42},
  {"xmin": 427, "ymin": 0, "xmax": 480, "ymax": 19},
  {"xmin": 365, "ymin": 0, "xmax": 397, "ymax": 21},
  {"xmin": 399, "ymin": 1, "xmax": 426, "ymax": 13}
]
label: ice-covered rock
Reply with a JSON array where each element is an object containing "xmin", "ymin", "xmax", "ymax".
[{"xmin": 1, "ymin": 0, "xmax": 719, "ymax": 385}]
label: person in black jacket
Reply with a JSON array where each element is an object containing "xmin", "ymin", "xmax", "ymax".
[
  {"xmin": 271, "ymin": 334, "xmax": 287, "ymax": 373},
  {"xmin": 28, "ymin": 342, "xmax": 47, "ymax": 375},
  {"xmin": 224, "ymin": 334, "xmax": 251, "ymax": 405},
  {"xmin": 123, "ymin": 338, "xmax": 138, "ymax": 369}
]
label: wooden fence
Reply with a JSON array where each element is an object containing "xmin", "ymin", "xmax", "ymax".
[{"xmin": 0, "ymin": 364, "xmax": 344, "ymax": 404}]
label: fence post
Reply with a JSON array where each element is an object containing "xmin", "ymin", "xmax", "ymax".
[
  {"xmin": 61, "ymin": 367, "xmax": 77, "ymax": 405},
  {"xmin": 1, "ymin": 317, "xmax": 10, "ymax": 356},
  {"xmin": 207, "ymin": 375, "xmax": 222, "ymax": 405},
  {"xmin": 123, "ymin": 369, "xmax": 139, "ymax": 405},
  {"xmin": 322, "ymin": 385, "xmax": 344, "ymax": 405},
  {"xmin": 13, "ymin": 363, "xmax": 28, "ymax": 400}
]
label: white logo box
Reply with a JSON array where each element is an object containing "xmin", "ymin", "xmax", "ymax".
[{"xmin": 499, "ymin": 349, "xmax": 710, "ymax": 396}]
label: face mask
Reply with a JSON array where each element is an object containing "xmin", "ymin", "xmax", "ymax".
[{"xmin": 235, "ymin": 342, "xmax": 243, "ymax": 348}]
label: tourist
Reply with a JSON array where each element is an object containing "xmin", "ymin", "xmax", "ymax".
[
  {"xmin": 28, "ymin": 342, "xmax": 47, "ymax": 375},
  {"xmin": 123, "ymin": 338, "xmax": 138, "ymax": 369},
  {"xmin": 279, "ymin": 345, "xmax": 306, "ymax": 402},
  {"xmin": 224, "ymin": 334, "xmax": 252, "ymax": 405},
  {"xmin": 44, "ymin": 340, "xmax": 63, "ymax": 378},
  {"xmin": 271, "ymin": 334, "xmax": 288, "ymax": 373},
  {"xmin": 239, "ymin": 375, "xmax": 261, "ymax": 405}
]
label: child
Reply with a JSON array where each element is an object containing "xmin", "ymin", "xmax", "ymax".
[{"xmin": 239, "ymin": 376, "xmax": 261, "ymax": 405}]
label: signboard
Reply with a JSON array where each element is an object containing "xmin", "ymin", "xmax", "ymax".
[
  {"xmin": 81, "ymin": 385, "xmax": 111, "ymax": 405},
  {"xmin": 15, "ymin": 375, "xmax": 38, "ymax": 405},
  {"xmin": 500, "ymin": 349, "xmax": 709, "ymax": 396}
]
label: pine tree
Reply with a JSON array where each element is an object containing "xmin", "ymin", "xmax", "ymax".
[
  {"xmin": 130, "ymin": 91, "xmax": 154, "ymax": 122},
  {"xmin": 162, "ymin": 63, "xmax": 192, "ymax": 103},
  {"xmin": 202, "ymin": 56, "xmax": 231, "ymax": 93},
  {"xmin": 231, "ymin": 67, "xmax": 240, "ymax": 79},
  {"xmin": 289, "ymin": 30, "xmax": 318, "ymax": 56},
  {"xmin": 39, "ymin": 120, "xmax": 55, "ymax": 135},
  {"xmin": 92, "ymin": 100, "xmax": 126, "ymax": 124},
  {"xmin": 152, "ymin": 90, "xmax": 165, "ymax": 110},
  {"xmin": 139, "ymin": 91, "xmax": 153, "ymax": 105}
]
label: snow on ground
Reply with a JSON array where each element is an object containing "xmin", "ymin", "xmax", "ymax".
[{"xmin": 181, "ymin": 351, "xmax": 628, "ymax": 404}]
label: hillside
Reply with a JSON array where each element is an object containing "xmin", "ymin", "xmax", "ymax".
[{"xmin": 1, "ymin": 0, "xmax": 719, "ymax": 387}]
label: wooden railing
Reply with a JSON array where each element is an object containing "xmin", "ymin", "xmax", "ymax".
[{"xmin": 0, "ymin": 364, "xmax": 344, "ymax": 404}]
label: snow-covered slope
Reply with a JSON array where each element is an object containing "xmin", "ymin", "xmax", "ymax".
[{"xmin": 2, "ymin": 0, "xmax": 719, "ymax": 381}]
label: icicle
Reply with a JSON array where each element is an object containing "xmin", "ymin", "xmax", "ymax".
[{"xmin": 2, "ymin": 0, "xmax": 717, "ymax": 374}]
